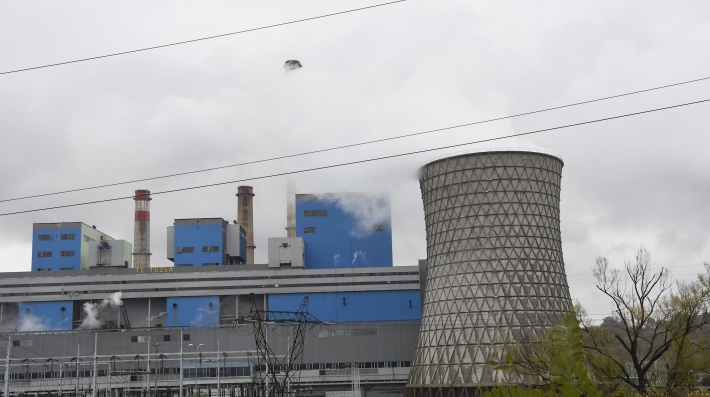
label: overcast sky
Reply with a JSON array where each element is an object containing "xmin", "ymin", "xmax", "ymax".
[{"xmin": 1, "ymin": 0, "xmax": 709, "ymax": 320}]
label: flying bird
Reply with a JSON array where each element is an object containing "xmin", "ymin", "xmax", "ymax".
[{"xmin": 284, "ymin": 60, "xmax": 302, "ymax": 70}]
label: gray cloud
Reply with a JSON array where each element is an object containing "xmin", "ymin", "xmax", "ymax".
[{"xmin": 1, "ymin": 0, "xmax": 709, "ymax": 319}]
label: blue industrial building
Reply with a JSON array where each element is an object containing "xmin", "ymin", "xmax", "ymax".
[
  {"xmin": 167, "ymin": 218, "xmax": 247, "ymax": 266},
  {"xmin": 167, "ymin": 296, "xmax": 220, "ymax": 327},
  {"xmin": 18, "ymin": 301, "xmax": 73, "ymax": 331},
  {"xmin": 269, "ymin": 291, "xmax": 421, "ymax": 323},
  {"xmin": 31, "ymin": 222, "xmax": 130, "ymax": 272},
  {"xmin": 295, "ymin": 193, "xmax": 393, "ymax": 269}
]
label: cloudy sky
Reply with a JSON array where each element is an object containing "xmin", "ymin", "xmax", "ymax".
[{"xmin": 1, "ymin": 0, "xmax": 709, "ymax": 320}]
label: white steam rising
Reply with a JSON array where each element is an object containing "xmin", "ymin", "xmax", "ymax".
[
  {"xmin": 328, "ymin": 193, "xmax": 391, "ymax": 239},
  {"xmin": 352, "ymin": 250, "xmax": 367, "ymax": 266},
  {"xmin": 18, "ymin": 314, "xmax": 51, "ymax": 332},
  {"xmin": 79, "ymin": 291, "xmax": 123, "ymax": 329}
]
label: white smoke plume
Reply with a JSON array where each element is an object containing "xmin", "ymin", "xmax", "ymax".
[
  {"xmin": 352, "ymin": 251, "xmax": 367, "ymax": 266},
  {"xmin": 146, "ymin": 312, "xmax": 167, "ymax": 325},
  {"xmin": 79, "ymin": 291, "xmax": 123, "ymax": 329},
  {"xmin": 18, "ymin": 313, "xmax": 50, "ymax": 332},
  {"xmin": 190, "ymin": 307, "xmax": 218, "ymax": 326},
  {"xmin": 333, "ymin": 254, "xmax": 341, "ymax": 267},
  {"xmin": 325, "ymin": 193, "xmax": 391, "ymax": 239}
]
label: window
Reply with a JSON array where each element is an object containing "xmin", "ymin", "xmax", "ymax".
[
  {"xmin": 176, "ymin": 264, "xmax": 194, "ymax": 267},
  {"xmin": 37, "ymin": 251, "xmax": 52, "ymax": 258},
  {"xmin": 164, "ymin": 335, "xmax": 171, "ymax": 342},
  {"xmin": 373, "ymin": 225, "xmax": 384, "ymax": 231},
  {"xmin": 38, "ymin": 234, "xmax": 53, "ymax": 241},
  {"xmin": 60, "ymin": 267, "xmax": 74, "ymax": 271},
  {"xmin": 202, "ymin": 246, "xmax": 219, "ymax": 252},
  {"xmin": 183, "ymin": 334, "xmax": 190, "ymax": 341},
  {"xmin": 303, "ymin": 227, "xmax": 316, "ymax": 233},
  {"xmin": 36, "ymin": 268, "xmax": 52, "ymax": 272},
  {"xmin": 202, "ymin": 263, "xmax": 219, "ymax": 266},
  {"xmin": 83, "ymin": 235, "xmax": 94, "ymax": 242},
  {"xmin": 177, "ymin": 247, "xmax": 194, "ymax": 254},
  {"xmin": 60, "ymin": 251, "xmax": 75, "ymax": 257},
  {"xmin": 61, "ymin": 234, "xmax": 76, "ymax": 240},
  {"xmin": 131, "ymin": 336, "xmax": 138, "ymax": 343},
  {"xmin": 304, "ymin": 210, "xmax": 327, "ymax": 217}
]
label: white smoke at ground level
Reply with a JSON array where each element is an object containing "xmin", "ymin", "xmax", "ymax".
[
  {"xmin": 79, "ymin": 291, "xmax": 123, "ymax": 329},
  {"xmin": 18, "ymin": 313, "xmax": 50, "ymax": 332}
]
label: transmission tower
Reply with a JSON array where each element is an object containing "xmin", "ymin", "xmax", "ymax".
[{"xmin": 234, "ymin": 295, "xmax": 320, "ymax": 397}]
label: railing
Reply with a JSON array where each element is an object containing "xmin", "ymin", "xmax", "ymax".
[{"xmin": 424, "ymin": 147, "xmax": 563, "ymax": 165}]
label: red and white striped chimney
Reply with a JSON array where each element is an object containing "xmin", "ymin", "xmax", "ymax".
[{"xmin": 133, "ymin": 189, "xmax": 151, "ymax": 269}]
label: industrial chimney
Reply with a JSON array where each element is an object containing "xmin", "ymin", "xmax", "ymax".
[
  {"xmin": 236, "ymin": 186, "xmax": 255, "ymax": 264},
  {"xmin": 285, "ymin": 194, "xmax": 296, "ymax": 238},
  {"xmin": 133, "ymin": 189, "xmax": 151, "ymax": 269}
]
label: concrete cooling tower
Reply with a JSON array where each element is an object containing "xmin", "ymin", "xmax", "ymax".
[{"xmin": 407, "ymin": 149, "xmax": 572, "ymax": 396}]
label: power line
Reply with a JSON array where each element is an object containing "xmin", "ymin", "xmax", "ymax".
[
  {"xmin": 1, "ymin": 97, "xmax": 707, "ymax": 217},
  {"xmin": 3, "ymin": 75, "xmax": 710, "ymax": 204},
  {"xmin": 0, "ymin": 1, "xmax": 406, "ymax": 76},
  {"xmin": 566, "ymin": 263, "xmax": 707, "ymax": 277}
]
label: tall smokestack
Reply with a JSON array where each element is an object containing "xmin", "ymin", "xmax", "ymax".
[
  {"xmin": 236, "ymin": 186, "xmax": 255, "ymax": 264},
  {"xmin": 285, "ymin": 195, "xmax": 296, "ymax": 238},
  {"xmin": 285, "ymin": 178, "xmax": 296, "ymax": 237},
  {"xmin": 133, "ymin": 189, "xmax": 151, "ymax": 269}
]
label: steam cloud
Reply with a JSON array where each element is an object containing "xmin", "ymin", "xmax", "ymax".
[
  {"xmin": 352, "ymin": 251, "xmax": 367, "ymax": 266},
  {"xmin": 191, "ymin": 307, "xmax": 218, "ymax": 325},
  {"xmin": 326, "ymin": 193, "xmax": 391, "ymax": 239},
  {"xmin": 79, "ymin": 291, "xmax": 123, "ymax": 329},
  {"xmin": 18, "ymin": 314, "xmax": 51, "ymax": 332}
]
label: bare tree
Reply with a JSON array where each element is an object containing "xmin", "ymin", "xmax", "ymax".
[{"xmin": 583, "ymin": 248, "xmax": 710, "ymax": 396}]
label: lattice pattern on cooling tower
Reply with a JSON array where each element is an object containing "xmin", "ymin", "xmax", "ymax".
[{"xmin": 407, "ymin": 150, "xmax": 572, "ymax": 391}]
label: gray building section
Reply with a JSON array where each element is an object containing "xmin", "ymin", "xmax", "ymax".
[
  {"xmin": 407, "ymin": 150, "xmax": 572, "ymax": 394},
  {"xmin": 268, "ymin": 238, "xmax": 305, "ymax": 268},
  {"xmin": 88, "ymin": 239, "xmax": 132, "ymax": 268},
  {"xmin": 0, "ymin": 323, "xmax": 418, "ymax": 396},
  {"xmin": 0, "ymin": 265, "xmax": 421, "ymax": 396}
]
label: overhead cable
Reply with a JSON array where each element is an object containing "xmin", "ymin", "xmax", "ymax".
[
  {"xmin": 0, "ymin": 1, "xmax": 406, "ymax": 76},
  {"xmin": 2, "ymin": 75, "xmax": 710, "ymax": 203},
  {"xmin": 1, "ymin": 98, "xmax": 707, "ymax": 216}
]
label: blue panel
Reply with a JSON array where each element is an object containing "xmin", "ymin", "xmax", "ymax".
[
  {"xmin": 18, "ymin": 301, "xmax": 73, "ymax": 331},
  {"xmin": 31, "ymin": 228, "xmax": 82, "ymax": 271},
  {"xmin": 166, "ymin": 296, "xmax": 219, "ymax": 327},
  {"xmin": 268, "ymin": 290, "xmax": 421, "ymax": 323},
  {"xmin": 295, "ymin": 196, "xmax": 393, "ymax": 269},
  {"xmin": 174, "ymin": 223, "xmax": 225, "ymax": 266}
]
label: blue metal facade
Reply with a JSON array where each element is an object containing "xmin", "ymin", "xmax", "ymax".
[
  {"xmin": 18, "ymin": 301, "xmax": 73, "ymax": 331},
  {"xmin": 166, "ymin": 296, "xmax": 220, "ymax": 327},
  {"xmin": 31, "ymin": 228, "xmax": 82, "ymax": 271},
  {"xmin": 295, "ymin": 195, "xmax": 393, "ymax": 269},
  {"xmin": 268, "ymin": 291, "xmax": 421, "ymax": 323},
  {"xmin": 174, "ymin": 221, "xmax": 226, "ymax": 266}
]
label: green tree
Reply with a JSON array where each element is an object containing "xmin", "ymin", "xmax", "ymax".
[
  {"xmin": 485, "ymin": 312, "xmax": 602, "ymax": 397},
  {"xmin": 583, "ymin": 248, "xmax": 710, "ymax": 397}
]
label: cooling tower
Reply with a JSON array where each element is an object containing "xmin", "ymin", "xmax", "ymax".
[{"xmin": 407, "ymin": 149, "xmax": 572, "ymax": 395}]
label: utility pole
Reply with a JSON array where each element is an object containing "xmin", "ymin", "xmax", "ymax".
[
  {"xmin": 76, "ymin": 344, "xmax": 81, "ymax": 397},
  {"xmin": 146, "ymin": 341, "xmax": 151, "ymax": 397},
  {"xmin": 4, "ymin": 335, "xmax": 11, "ymax": 397},
  {"xmin": 217, "ymin": 338, "xmax": 220, "ymax": 397},
  {"xmin": 179, "ymin": 331, "xmax": 183, "ymax": 397},
  {"xmin": 92, "ymin": 333, "xmax": 98, "ymax": 397},
  {"xmin": 151, "ymin": 343, "xmax": 161, "ymax": 397},
  {"xmin": 59, "ymin": 363, "xmax": 64, "ymax": 397}
]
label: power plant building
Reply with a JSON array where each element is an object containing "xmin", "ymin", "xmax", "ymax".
[
  {"xmin": 407, "ymin": 149, "xmax": 572, "ymax": 395},
  {"xmin": 32, "ymin": 222, "xmax": 132, "ymax": 272},
  {"xmin": 0, "ymin": 188, "xmax": 422, "ymax": 397}
]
